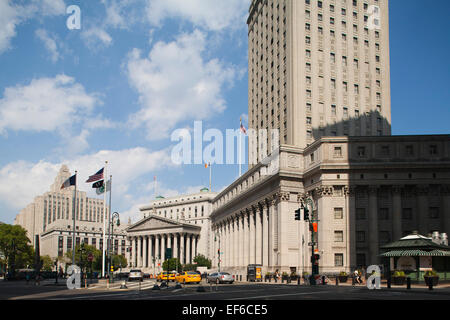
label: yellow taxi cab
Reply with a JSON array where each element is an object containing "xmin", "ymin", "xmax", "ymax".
[
  {"xmin": 157, "ymin": 272, "xmax": 176, "ymax": 282},
  {"xmin": 175, "ymin": 271, "xmax": 202, "ymax": 284}
]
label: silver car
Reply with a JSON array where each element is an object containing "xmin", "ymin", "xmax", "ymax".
[
  {"xmin": 207, "ymin": 272, "xmax": 234, "ymax": 284},
  {"xmin": 128, "ymin": 269, "xmax": 143, "ymax": 282}
]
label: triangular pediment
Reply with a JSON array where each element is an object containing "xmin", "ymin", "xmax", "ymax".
[{"xmin": 126, "ymin": 214, "xmax": 198, "ymax": 232}]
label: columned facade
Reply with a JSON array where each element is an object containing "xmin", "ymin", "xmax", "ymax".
[{"xmin": 126, "ymin": 214, "xmax": 200, "ymax": 273}]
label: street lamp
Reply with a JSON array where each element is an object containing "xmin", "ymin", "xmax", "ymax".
[{"xmin": 108, "ymin": 212, "xmax": 120, "ymax": 282}]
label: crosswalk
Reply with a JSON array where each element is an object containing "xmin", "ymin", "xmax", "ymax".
[{"xmin": 87, "ymin": 279, "xmax": 156, "ymax": 290}]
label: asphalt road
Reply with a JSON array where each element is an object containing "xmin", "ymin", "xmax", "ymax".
[{"xmin": 3, "ymin": 279, "xmax": 450, "ymax": 301}]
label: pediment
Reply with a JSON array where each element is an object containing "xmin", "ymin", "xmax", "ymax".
[{"xmin": 126, "ymin": 215, "xmax": 191, "ymax": 232}]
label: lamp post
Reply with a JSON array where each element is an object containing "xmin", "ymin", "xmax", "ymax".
[
  {"xmin": 303, "ymin": 196, "xmax": 317, "ymax": 285},
  {"xmin": 108, "ymin": 212, "xmax": 120, "ymax": 282}
]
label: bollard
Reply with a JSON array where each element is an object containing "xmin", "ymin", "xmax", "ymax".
[
  {"xmin": 352, "ymin": 277, "xmax": 355, "ymax": 286},
  {"xmin": 336, "ymin": 277, "xmax": 339, "ymax": 286},
  {"xmin": 406, "ymin": 277, "xmax": 411, "ymax": 290},
  {"xmin": 322, "ymin": 276, "xmax": 326, "ymax": 285},
  {"xmin": 387, "ymin": 277, "xmax": 391, "ymax": 289},
  {"xmin": 428, "ymin": 281, "xmax": 433, "ymax": 291},
  {"xmin": 298, "ymin": 277, "xmax": 301, "ymax": 285}
]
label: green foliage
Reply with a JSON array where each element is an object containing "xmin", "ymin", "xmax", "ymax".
[
  {"xmin": 393, "ymin": 270, "xmax": 406, "ymax": 277},
  {"xmin": 0, "ymin": 224, "xmax": 34, "ymax": 271},
  {"xmin": 111, "ymin": 255, "xmax": 127, "ymax": 270},
  {"xmin": 41, "ymin": 255, "xmax": 54, "ymax": 272},
  {"xmin": 65, "ymin": 244, "xmax": 102, "ymax": 271},
  {"xmin": 424, "ymin": 270, "xmax": 438, "ymax": 277},
  {"xmin": 339, "ymin": 271, "xmax": 348, "ymax": 276},
  {"xmin": 193, "ymin": 254, "xmax": 212, "ymax": 269},
  {"xmin": 183, "ymin": 264, "xmax": 197, "ymax": 271},
  {"xmin": 162, "ymin": 258, "xmax": 182, "ymax": 272}
]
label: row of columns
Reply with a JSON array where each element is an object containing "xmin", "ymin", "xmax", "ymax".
[
  {"xmin": 213, "ymin": 198, "xmax": 278, "ymax": 271},
  {"xmin": 129, "ymin": 233, "xmax": 199, "ymax": 269}
]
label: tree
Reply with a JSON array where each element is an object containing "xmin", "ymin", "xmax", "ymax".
[
  {"xmin": 111, "ymin": 255, "xmax": 127, "ymax": 270},
  {"xmin": 0, "ymin": 224, "xmax": 34, "ymax": 275},
  {"xmin": 193, "ymin": 254, "xmax": 212, "ymax": 269},
  {"xmin": 65, "ymin": 244, "xmax": 101, "ymax": 272},
  {"xmin": 41, "ymin": 255, "xmax": 54, "ymax": 272},
  {"xmin": 162, "ymin": 258, "xmax": 182, "ymax": 272}
]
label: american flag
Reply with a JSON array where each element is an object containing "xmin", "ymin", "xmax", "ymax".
[
  {"xmin": 240, "ymin": 119, "xmax": 247, "ymax": 135},
  {"xmin": 86, "ymin": 168, "xmax": 104, "ymax": 183}
]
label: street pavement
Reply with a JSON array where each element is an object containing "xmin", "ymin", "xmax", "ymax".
[{"xmin": 3, "ymin": 278, "xmax": 450, "ymax": 300}]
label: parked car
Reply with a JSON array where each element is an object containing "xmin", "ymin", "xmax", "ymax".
[
  {"xmin": 128, "ymin": 269, "xmax": 143, "ymax": 282},
  {"xmin": 207, "ymin": 272, "xmax": 234, "ymax": 284},
  {"xmin": 157, "ymin": 272, "xmax": 176, "ymax": 282},
  {"xmin": 175, "ymin": 271, "xmax": 202, "ymax": 284}
]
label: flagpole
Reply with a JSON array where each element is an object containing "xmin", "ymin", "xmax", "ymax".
[
  {"xmin": 107, "ymin": 175, "xmax": 112, "ymax": 279},
  {"xmin": 239, "ymin": 119, "xmax": 242, "ymax": 177},
  {"xmin": 72, "ymin": 171, "xmax": 77, "ymax": 266},
  {"xmin": 102, "ymin": 161, "xmax": 108, "ymax": 278},
  {"xmin": 209, "ymin": 163, "xmax": 212, "ymax": 192}
]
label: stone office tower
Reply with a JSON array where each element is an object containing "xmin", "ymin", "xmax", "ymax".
[{"xmin": 247, "ymin": 0, "xmax": 391, "ymax": 165}]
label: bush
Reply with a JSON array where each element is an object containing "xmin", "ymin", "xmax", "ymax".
[
  {"xmin": 393, "ymin": 270, "xmax": 406, "ymax": 277},
  {"xmin": 339, "ymin": 271, "xmax": 348, "ymax": 277},
  {"xmin": 424, "ymin": 270, "xmax": 438, "ymax": 277}
]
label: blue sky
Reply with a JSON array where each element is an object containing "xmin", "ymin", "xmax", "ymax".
[{"xmin": 0, "ymin": 0, "xmax": 449, "ymax": 225}]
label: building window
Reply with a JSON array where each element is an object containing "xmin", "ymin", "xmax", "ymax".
[
  {"xmin": 429, "ymin": 145, "xmax": 438, "ymax": 155},
  {"xmin": 402, "ymin": 208, "xmax": 413, "ymax": 220},
  {"xmin": 357, "ymin": 146, "xmax": 366, "ymax": 158},
  {"xmin": 334, "ymin": 146, "xmax": 343, "ymax": 157},
  {"xmin": 429, "ymin": 207, "xmax": 440, "ymax": 219},
  {"xmin": 406, "ymin": 145, "xmax": 414, "ymax": 156},
  {"xmin": 356, "ymin": 254, "xmax": 366, "ymax": 267},
  {"xmin": 356, "ymin": 231, "xmax": 365, "ymax": 242},
  {"xmin": 334, "ymin": 231, "xmax": 344, "ymax": 242},
  {"xmin": 356, "ymin": 208, "xmax": 366, "ymax": 220},
  {"xmin": 379, "ymin": 208, "xmax": 389, "ymax": 220},
  {"xmin": 334, "ymin": 208, "xmax": 343, "ymax": 219},
  {"xmin": 379, "ymin": 231, "xmax": 391, "ymax": 244},
  {"xmin": 335, "ymin": 254, "xmax": 344, "ymax": 267}
]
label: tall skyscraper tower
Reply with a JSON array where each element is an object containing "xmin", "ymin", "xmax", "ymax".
[{"xmin": 247, "ymin": 0, "xmax": 391, "ymax": 165}]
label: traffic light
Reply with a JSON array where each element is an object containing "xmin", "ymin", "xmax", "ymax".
[
  {"xmin": 314, "ymin": 254, "xmax": 320, "ymax": 261},
  {"xmin": 303, "ymin": 206, "xmax": 310, "ymax": 221},
  {"xmin": 294, "ymin": 208, "xmax": 301, "ymax": 221}
]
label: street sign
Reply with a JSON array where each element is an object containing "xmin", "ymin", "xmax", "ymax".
[{"xmin": 308, "ymin": 242, "xmax": 317, "ymax": 246}]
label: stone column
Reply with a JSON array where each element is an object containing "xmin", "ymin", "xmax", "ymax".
[
  {"xmin": 137, "ymin": 236, "xmax": 142, "ymax": 268},
  {"xmin": 143, "ymin": 236, "xmax": 148, "ymax": 268},
  {"xmin": 392, "ymin": 185, "xmax": 403, "ymax": 241},
  {"xmin": 417, "ymin": 185, "xmax": 429, "ymax": 236},
  {"xmin": 168, "ymin": 233, "xmax": 172, "ymax": 258},
  {"xmin": 161, "ymin": 234, "xmax": 166, "ymax": 261},
  {"xmin": 224, "ymin": 221, "xmax": 229, "ymax": 267},
  {"xmin": 250, "ymin": 208, "xmax": 256, "ymax": 265},
  {"xmin": 237, "ymin": 215, "xmax": 242, "ymax": 270},
  {"xmin": 180, "ymin": 233, "xmax": 185, "ymax": 265},
  {"xmin": 346, "ymin": 187, "xmax": 356, "ymax": 270},
  {"xmin": 442, "ymin": 185, "xmax": 450, "ymax": 235},
  {"xmin": 268, "ymin": 200, "xmax": 275, "ymax": 269},
  {"xmin": 262, "ymin": 202, "xmax": 269, "ymax": 268},
  {"xmin": 245, "ymin": 211, "xmax": 251, "ymax": 267},
  {"xmin": 368, "ymin": 186, "xmax": 379, "ymax": 265},
  {"xmin": 255, "ymin": 205, "xmax": 262, "ymax": 265},
  {"xmin": 186, "ymin": 234, "xmax": 191, "ymax": 264},
  {"xmin": 149, "ymin": 236, "xmax": 154, "ymax": 271},
  {"xmin": 131, "ymin": 237, "xmax": 136, "ymax": 268},
  {"xmin": 173, "ymin": 233, "xmax": 178, "ymax": 260},
  {"xmin": 232, "ymin": 218, "xmax": 237, "ymax": 268},
  {"xmin": 155, "ymin": 235, "xmax": 160, "ymax": 262}
]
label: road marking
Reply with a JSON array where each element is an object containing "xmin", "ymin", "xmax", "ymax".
[{"xmin": 226, "ymin": 290, "xmax": 332, "ymax": 300}]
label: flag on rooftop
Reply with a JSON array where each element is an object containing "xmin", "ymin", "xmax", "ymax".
[
  {"xmin": 240, "ymin": 118, "xmax": 247, "ymax": 135},
  {"xmin": 61, "ymin": 174, "xmax": 76, "ymax": 190},
  {"xmin": 86, "ymin": 168, "xmax": 104, "ymax": 183}
]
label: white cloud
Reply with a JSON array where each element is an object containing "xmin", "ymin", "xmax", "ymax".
[
  {"xmin": 146, "ymin": 0, "xmax": 250, "ymax": 31},
  {"xmin": 0, "ymin": 0, "xmax": 66, "ymax": 55},
  {"xmin": 0, "ymin": 74, "xmax": 99, "ymax": 134},
  {"xmin": 35, "ymin": 29, "xmax": 60, "ymax": 63},
  {"xmin": 0, "ymin": 147, "xmax": 174, "ymax": 223},
  {"xmin": 126, "ymin": 30, "xmax": 237, "ymax": 140},
  {"xmin": 81, "ymin": 27, "xmax": 113, "ymax": 49}
]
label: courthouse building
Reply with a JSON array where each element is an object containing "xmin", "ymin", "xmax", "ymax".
[
  {"xmin": 15, "ymin": 165, "xmax": 128, "ymax": 261},
  {"xmin": 207, "ymin": 0, "xmax": 450, "ymax": 278},
  {"xmin": 126, "ymin": 189, "xmax": 217, "ymax": 272}
]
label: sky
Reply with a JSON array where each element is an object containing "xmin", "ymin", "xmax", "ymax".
[{"xmin": 0, "ymin": 0, "xmax": 449, "ymax": 225}]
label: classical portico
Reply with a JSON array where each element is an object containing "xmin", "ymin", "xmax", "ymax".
[{"xmin": 126, "ymin": 214, "xmax": 201, "ymax": 273}]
